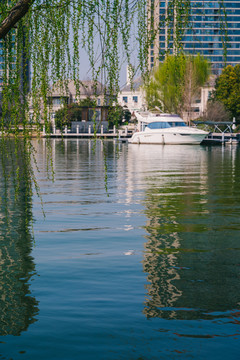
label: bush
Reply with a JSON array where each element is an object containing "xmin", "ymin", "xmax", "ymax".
[
  {"xmin": 201, "ymin": 100, "xmax": 231, "ymax": 123},
  {"xmin": 55, "ymin": 103, "xmax": 83, "ymax": 128}
]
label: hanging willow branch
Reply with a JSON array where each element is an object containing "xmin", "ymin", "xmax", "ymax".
[{"xmin": 0, "ymin": 0, "xmax": 229, "ymax": 220}]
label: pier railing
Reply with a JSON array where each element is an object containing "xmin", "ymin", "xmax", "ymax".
[{"xmin": 41, "ymin": 124, "xmax": 133, "ymax": 139}]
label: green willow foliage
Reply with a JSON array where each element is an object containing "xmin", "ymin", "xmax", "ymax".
[
  {"xmin": 144, "ymin": 53, "xmax": 210, "ymax": 117},
  {"xmin": 0, "ymin": 0, "xmax": 151, "ymax": 210},
  {"xmin": 0, "ymin": 0, "xmax": 228, "ymax": 214}
]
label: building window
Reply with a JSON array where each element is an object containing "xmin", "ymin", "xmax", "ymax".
[
  {"xmin": 123, "ymin": 96, "xmax": 128, "ymax": 103},
  {"xmin": 133, "ymin": 96, "xmax": 138, "ymax": 103},
  {"xmin": 97, "ymin": 98, "xmax": 101, "ymax": 106},
  {"xmin": 52, "ymin": 97, "xmax": 67, "ymax": 105}
]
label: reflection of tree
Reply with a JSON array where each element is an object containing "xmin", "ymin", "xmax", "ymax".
[
  {"xmin": 142, "ymin": 148, "xmax": 240, "ymax": 321},
  {"xmin": 0, "ymin": 140, "xmax": 38, "ymax": 335},
  {"xmin": 143, "ymin": 233, "xmax": 182, "ymax": 320}
]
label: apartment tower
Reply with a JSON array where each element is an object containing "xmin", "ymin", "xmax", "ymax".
[
  {"xmin": 149, "ymin": 0, "xmax": 240, "ymax": 74},
  {"xmin": 0, "ymin": 29, "xmax": 30, "ymax": 93}
]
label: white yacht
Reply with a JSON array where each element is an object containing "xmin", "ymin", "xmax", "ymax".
[{"xmin": 129, "ymin": 112, "xmax": 208, "ymax": 145}]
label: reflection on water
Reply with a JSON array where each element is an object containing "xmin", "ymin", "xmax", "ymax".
[
  {"xmin": 1, "ymin": 139, "xmax": 240, "ymax": 358},
  {"xmin": 0, "ymin": 142, "xmax": 38, "ymax": 335},
  {"xmin": 128, "ymin": 145, "xmax": 240, "ymax": 320}
]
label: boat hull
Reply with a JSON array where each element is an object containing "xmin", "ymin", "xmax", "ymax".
[{"xmin": 129, "ymin": 130, "xmax": 207, "ymax": 145}]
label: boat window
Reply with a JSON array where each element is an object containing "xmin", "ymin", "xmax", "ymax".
[
  {"xmin": 147, "ymin": 122, "xmax": 171, "ymax": 129},
  {"xmin": 168, "ymin": 122, "xmax": 186, "ymax": 127}
]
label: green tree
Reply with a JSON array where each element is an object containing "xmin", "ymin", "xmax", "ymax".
[
  {"xmin": 122, "ymin": 106, "xmax": 131, "ymax": 123},
  {"xmin": 55, "ymin": 102, "xmax": 124, "ymax": 129},
  {"xmin": 78, "ymin": 98, "xmax": 97, "ymax": 108},
  {"xmin": 183, "ymin": 54, "xmax": 210, "ymax": 124},
  {"xmin": 55, "ymin": 103, "xmax": 83, "ymax": 128},
  {"xmin": 144, "ymin": 54, "xmax": 210, "ymax": 121},
  {"xmin": 212, "ymin": 64, "xmax": 240, "ymax": 120}
]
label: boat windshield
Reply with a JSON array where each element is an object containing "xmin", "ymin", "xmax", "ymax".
[{"xmin": 147, "ymin": 121, "xmax": 186, "ymax": 129}]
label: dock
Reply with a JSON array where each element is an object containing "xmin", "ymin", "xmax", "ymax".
[
  {"xmin": 41, "ymin": 125, "xmax": 133, "ymax": 140},
  {"xmin": 193, "ymin": 120, "xmax": 239, "ymax": 145},
  {"xmin": 202, "ymin": 133, "xmax": 239, "ymax": 145},
  {"xmin": 40, "ymin": 122, "xmax": 239, "ymax": 145}
]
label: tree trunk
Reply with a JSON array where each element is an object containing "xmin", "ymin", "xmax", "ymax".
[{"xmin": 0, "ymin": 0, "xmax": 33, "ymax": 39}]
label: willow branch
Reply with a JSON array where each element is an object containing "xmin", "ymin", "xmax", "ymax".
[{"xmin": 0, "ymin": 0, "xmax": 34, "ymax": 39}]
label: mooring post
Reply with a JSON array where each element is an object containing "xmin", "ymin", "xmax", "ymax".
[
  {"xmin": 232, "ymin": 117, "xmax": 236, "ymax": 131},
  {"xmin": 222, "ymin": 132, "xmax": 224, "ymax": 144}
]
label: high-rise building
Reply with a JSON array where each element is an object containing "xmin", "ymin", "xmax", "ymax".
[
  {"xmin": 149, "ymin": 0, "xmax": 240, "ymax": 74},
  {"xmin": 0, "ymin": 29, "xmax": 30, "ymax": 94}
]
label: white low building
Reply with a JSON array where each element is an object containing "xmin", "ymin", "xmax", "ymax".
[{"xmin": 118, "ymin": 77, "xmax": 146, "ymax": 115}]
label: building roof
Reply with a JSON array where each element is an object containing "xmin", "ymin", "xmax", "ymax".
[{"xmin": 50, "ymin": 80, "xmax": 104, "ymax": 97}]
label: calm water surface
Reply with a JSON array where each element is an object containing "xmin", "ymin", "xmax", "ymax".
[{"xmin": 1, "ymin": 139, "xmax": 240, "ymax": 359}]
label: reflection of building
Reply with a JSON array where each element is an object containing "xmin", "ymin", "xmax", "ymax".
[
  {"xmin": 0, "ymin": 143, "xmax": 38, "ymax": 335},
  {"xmin": 149, "ymin": 0, "xmax": 240, "ymax": 74}
]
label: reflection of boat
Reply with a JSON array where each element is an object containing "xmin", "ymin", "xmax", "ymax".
[{"xmin": 129, "ymin": 112, "xmax": 208, "ymax": 145}]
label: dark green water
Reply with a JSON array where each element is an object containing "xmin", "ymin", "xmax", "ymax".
[{"xmin": 0, "ymin": 139, "xmax": 240, "ymax": 359}]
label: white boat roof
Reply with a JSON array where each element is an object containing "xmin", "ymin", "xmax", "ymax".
[{"xmin": 135, "ymin": 111, "xmax": 184, "ymax": 123}]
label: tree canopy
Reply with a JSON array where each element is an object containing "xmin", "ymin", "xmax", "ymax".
[
  {"xmin": 144, "ymin": 53, "xmax": 210, "ymax": 120},
  {"xmin": 212, "ymin": 64, "xmax": 240, "ymax": 120}
]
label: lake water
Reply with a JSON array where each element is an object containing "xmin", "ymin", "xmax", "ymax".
[{"xmin": 1, "ymin": 139, "xmax": 240, "ymax": 359}]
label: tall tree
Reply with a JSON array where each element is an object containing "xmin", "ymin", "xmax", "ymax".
[
  {"xmin": 213, "ymin": 64, "xmax": 240, "ymax": 120},
  {"xmin": 183, "ymin": 54, "xmax": 210, "ymax": 124},
  {"xmin": 144, "ymin": 53, "xmax": 210, "ymax": 122}
]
